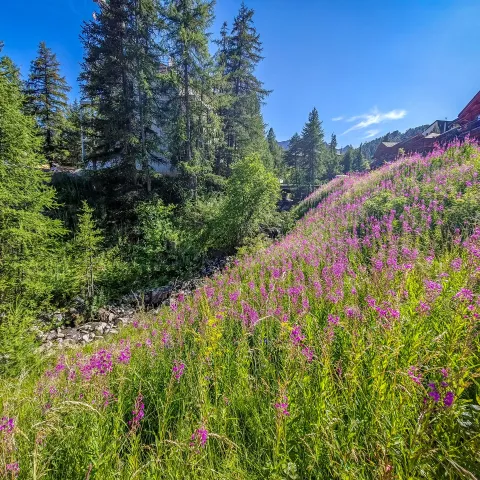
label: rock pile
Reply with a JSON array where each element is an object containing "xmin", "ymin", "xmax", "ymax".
[{"xmin": 38, "ymin": 256, "xmax": 230, "ymax": 351}]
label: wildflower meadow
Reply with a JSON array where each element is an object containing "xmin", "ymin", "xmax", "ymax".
[{"xmin": 1, "ymin": 141, "xmax": 479, "ymax": 479}]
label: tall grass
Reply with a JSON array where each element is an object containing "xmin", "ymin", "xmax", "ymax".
[{"xmin": 1, "ymin": 141, "xmax": 479, "ymax": 479}]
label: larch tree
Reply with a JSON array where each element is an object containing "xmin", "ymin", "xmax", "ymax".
[
  {"xmin": 24, "ymin": 41, "xmax": 71, "ymax": 166},
  {"xmin": 0, "ymin": 49, "xmax": 64, "ymax": 309}
]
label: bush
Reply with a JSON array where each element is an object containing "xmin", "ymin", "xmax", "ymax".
[{"xmin": 212, "ymin": 153, "xmax": 280, "ymax": 250}]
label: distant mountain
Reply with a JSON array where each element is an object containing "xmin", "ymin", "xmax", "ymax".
[{"xmin": 361, "ymin": 125, "xmax": 430, "ymax": 159}]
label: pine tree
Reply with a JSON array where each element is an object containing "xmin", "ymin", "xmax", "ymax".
[
  {"xmin": 24, "ymin": 41, "xmax": 71, "ymax": 166},
  {"xmin": 266, "ymin": 127, "xmax": 284, "ymax": 174},
  {"xmin": 80, "ymin": 0, "xmax": 164, "ymax": 186},
  {"xmin": 300, "ymin": 107, "xmax": 324, "ymax": 186},
  {"xmin": 0, "ymin": 49, "xmax": 64, "ymax": 308},
  {"xmin": 221, "ymin": 2, "xmax": 270, "ymax": 170}
]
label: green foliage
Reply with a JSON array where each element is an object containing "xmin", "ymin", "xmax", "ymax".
[
  {"xmin": 80, "ymin": 0, "xmax": 165, "ymax": 185},
  {"xmin": 212, "ymin": 153, "xmax": 280, "ymax": 249},
  {"xmin": 0, "ymin": 303, "xmax": 37, "ymax": 376},
  {"xmin": 133, "ymin": 199, "xmax": 185, "ymax": 283},
  {"xmin": 0, "ymin": 50, "xmax": 65, "ymax": 311},
  {"xmin": 24, "ymin": 41, "xmax": 71, "ymax": 165},
  {"xmin": 71, "ymin": 202, "xmax": 104, "ymax": 312}
]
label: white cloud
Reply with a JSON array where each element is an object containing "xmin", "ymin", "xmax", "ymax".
[
  {"xmin": 341, "ymin": 108, "xmax": 407, "ymax": 135},
  {"xmin": 332, "ymin": 116, "xmax": 344, "ymax": 121},
  {"xmin": 364, "ymin": 129, "xmax": 380, "ymax": 139}
]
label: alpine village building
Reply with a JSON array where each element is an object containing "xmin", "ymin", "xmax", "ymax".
[{"xmin": 372, "ymin": 90, "xmax": 480, "ymax": 167}]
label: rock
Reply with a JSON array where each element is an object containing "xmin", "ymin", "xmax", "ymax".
[{"xmin": 82, "ymin": 334, "xmax": 91, "ymax": 343}]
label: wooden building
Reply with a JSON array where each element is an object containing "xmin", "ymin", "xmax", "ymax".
[{"xmin": 373, "ymin": 90, "xmax": 480, "ymax": 167}]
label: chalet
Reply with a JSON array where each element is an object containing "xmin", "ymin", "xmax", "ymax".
[{"xmin": 372, "ymin": 90, "xmax": 480, "ymax": 167}]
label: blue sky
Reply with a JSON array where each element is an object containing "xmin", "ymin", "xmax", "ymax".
[{"xmin": 1, "ymin": 0, "xmax": 479, "ymax": 147}]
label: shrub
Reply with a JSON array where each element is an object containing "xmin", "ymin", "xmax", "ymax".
[{"xmin": 212, "ymin": 153, "xmax": 280, "ymax": 250}]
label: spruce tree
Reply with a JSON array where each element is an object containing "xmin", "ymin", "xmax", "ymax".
[
  {"xmin": 80, "ymin": 0, "xmax": 164, "ymax": 186},
  {"xmin": 266, "ymin": 127, "xmax": 284, "ymax": 174},
  {"xmin": 0, "ymin": 49, "xmax": 64, "ymax": 308},
  {"xmin": 24, "ymin": 41, "xmax": 71, "ymax": 166},
  {"xmin": 300, "ymin": 107, "xmax": 324, "ymax": 186},
  {"xmin": 352, "ymin": 143, "xmax": 367, "ymax": 172},
  {"xmin": 330, "ymin": 133, "xmax": 337, "ymax": 153},
  {"xmin": 286, "ymin": 132, "xmax": 302, "ymax": 185},
  {"xmin": 341, "ymin": 148, "xmax": 352, "ymax": 173},
  {"xmin": 221, "ymin": 2, "xmax": 270, "ymax": 170},
  {"xmin": 163, "ymin": 0, "xmax": 219, "ymax": 194}
]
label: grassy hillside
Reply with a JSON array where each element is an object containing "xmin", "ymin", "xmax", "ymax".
[{"xmin": 1, "ymin": 141, "xmax": 480, "ymax": 479}]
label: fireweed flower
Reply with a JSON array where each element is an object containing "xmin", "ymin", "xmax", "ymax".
[
  {"xmin": 427, "ymin": 383, "xmax": 441, "ymax": 403},
  {"xmin": 129, "ymin": 393, "xmax": 145, "ymax": 431},
  {"xmin": 301, "ymin": 346, "xmax": 314, "ymax": 363},
  {"xmin": 0, "ymin": 417, "xmax": 15, "ymax": 433},
  {"xmin": 327, "ymin": 314, "xmax": 340, "ymax": 326},
  {"xmin": 118, "ymin": 345, "xmax": 131, "ymax": 364},
  {"xmin": 172, "ymin": 361, "xmax": 185, "ymax": 381},
  {"xmin": 190, "ymin": 427, "xmax": 209, "ymax": 449},
  {"xmin": 290, "ymin": 325, "xmax": 305, "ymax": 345},
  {"xmin": 274, "ymin": 397, "xmax": 290, "ymax": 417},
  {"xmin": 6, "ymin": 462, "xmax": 19, "ymax": 475},
  {"xmin": 444, "ymin": 391, "xmax": 454, "ymax": 407},
  {"xmin": 408, "ymin": 366, "xmax": 422, "ymax": 385},
  {"xmin": 450, "ymin": 258, "xmax": 462, "ymax": 271}
]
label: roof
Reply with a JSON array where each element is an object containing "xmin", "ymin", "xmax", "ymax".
[
  {"xmin": 382, "ymin": 142, "xmax": 398, "ymax": 147},
  {"xmin": 458, "ymin": 90, "xmax": 480, "ymax": 119}
]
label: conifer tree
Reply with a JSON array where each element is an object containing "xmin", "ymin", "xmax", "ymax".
[
  {"xmin": 341, "ymin": 148, "xmax": 352, "ymax": 173},
  {"xmin": 24, "ymin": 41, "xmax": 71, "ymax": 165},
  {"xmin": 352, "ymin": 143, "xmax": 367, "ymax": 172},
  {"xmin": 163, "ymin": 0, "xmax": 219, "ymax": 194},
  {"xmin": 330, "ymin": 133, "xmax": 337, "ymax": 153},
  {"xmin": 0, "ymin": 49, "xmax": 64, "ymax": 308},
  {"xmin": 286, "ymin": 132, "xmax": 302, "ymax": 185},
  {"xmin": 221, "ymin": 2, "xmax": 269, "ymax": 170},
  {"xmin": 57, "ymin": 100, "xmax": 82, "ymax": 167},
  {"xmin": 300, "ymin": 107, "xmax": 324, "ymax": 186},
  {"xmin": 266, "ymin": 127, "xmax": 284, "ymax": 174},
  {"xmin": 80, "ymin": 0, "xmax": 164, "ymax": 186}
]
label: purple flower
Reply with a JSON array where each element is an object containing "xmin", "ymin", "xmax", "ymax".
[
  {"xmin": 190, "ymin": 427, "xmax": 209, "ymax": 448},
  {"xmin": 450, "ymin": 258, "xmax": 462, "ymax": 271},
  {"xmin": 327, "ymin": 314, "xmax": 340, "ymax": 326},
  {"xmin": 290, "ymin": 325, "xmax": 305, "ymax": 345},
  {"xmin": 172, "ymin": 361, "xmax": 185, "ymax": 381},
  {"xmin": 117, "ymin": 346, "xmax": 131, "ymax": 364},
  {"xmin": 274, "ymin": 397, "xmax": 290, "ymax": 417},
  {"xmin": 301, "ymin": 346, "xmax": 314, "ymax": 363},
  {"xmin": 407, "ymin": 366, "xmax": 422, "ymax": 385},
  {"xmin": 129, "ymin": 393, "xmax": 145, "ymax": 431},
  {"xmin": 443, "ymin": 391, "xmax": 454, "ymax": 407},
  {"xmin": 6, "ymin": 462, "xmax": 19, "ymax": 476},
  {"xmin": 229, "ymin": 290, "xmax": 240, "ymax": 302},
  {"xmin": 0, "ymin": 417, "xmax": 15, "ymax": 434}
]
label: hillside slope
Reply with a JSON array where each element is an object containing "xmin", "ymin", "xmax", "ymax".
[{"xmin": 1, "ymin": 141, "xmax": 480, "ymax": 479}]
